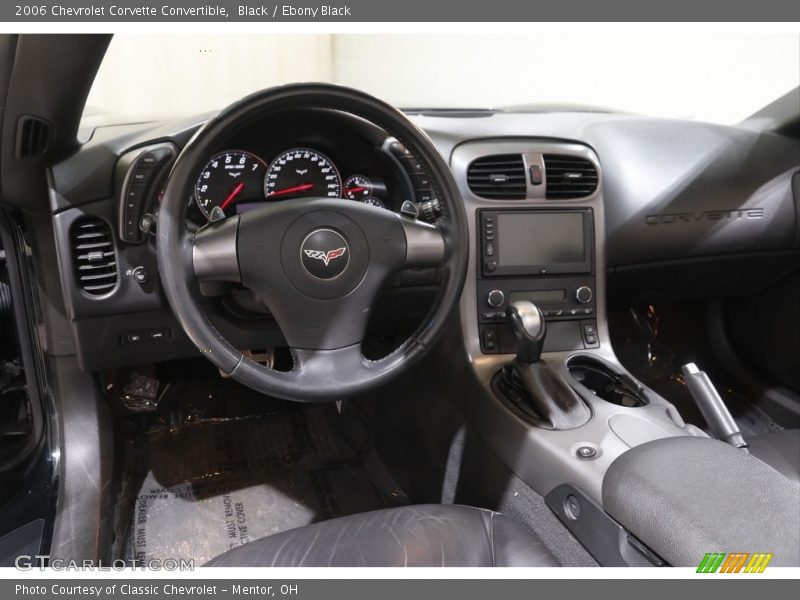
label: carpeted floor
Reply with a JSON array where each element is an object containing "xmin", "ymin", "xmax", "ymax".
[{"xmin": 118, "ymin": 386, "xmax": 406, "ymax": 565}]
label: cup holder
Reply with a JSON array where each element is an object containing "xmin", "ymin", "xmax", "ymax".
[{"xmin": 567, "ymin": 356, "xmax": 648, "ymax": 408}]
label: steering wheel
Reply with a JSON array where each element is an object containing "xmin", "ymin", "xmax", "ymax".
[{"xmin": 157, "ymin": 84, "xmax": 468, "ymax": 401}]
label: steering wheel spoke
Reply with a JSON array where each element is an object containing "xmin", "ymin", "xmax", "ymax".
[
  {"xmin": 291, "ymin": 344, "xmax": 373, "ymax": 388},
  {"xmin": 400, "ymin": 217, "xmax": 446, "ymax": 268},
  {"xmin": 192, "ymin": 216, "xmax": 241, "ymax": 283}
]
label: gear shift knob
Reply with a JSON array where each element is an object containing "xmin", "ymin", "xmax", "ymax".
[{"xmin": 506, "ymin": 301, "xmax": 546, "ymax": 363}]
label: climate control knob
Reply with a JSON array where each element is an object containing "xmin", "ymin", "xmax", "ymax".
[
  {"xmin": 575, "ymin": 286, "xmax": 593, "ymax": 304},
  {"xmin": 487, "ymin": 289, "xmax": 505, "ymax": 308}
]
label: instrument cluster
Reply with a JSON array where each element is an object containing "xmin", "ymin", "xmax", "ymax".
[{"xmin": 193, "ymin": 146, "xmax": 389, "ymax": 219}]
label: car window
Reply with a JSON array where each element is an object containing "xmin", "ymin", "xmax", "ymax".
[{"xmin": 84, "ymin": 33, "xmax": 799, "ymax": 127}]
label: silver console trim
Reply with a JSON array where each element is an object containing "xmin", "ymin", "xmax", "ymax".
[
  {"xmin": 448, "ymin": 139, "xmax": 698, "ymax": 505},
  {"xmin": 452, "ymin": 140, "xmax": 606, "ymax": 380}
]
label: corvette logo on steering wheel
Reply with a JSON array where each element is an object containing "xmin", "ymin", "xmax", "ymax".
[
  {"xmin": 303, "ymin": 247, "xmax": 347, "ymax": 266},
  {"xmin": 300, "ymin": 228, "xmax": 351, "ymax": 280}
]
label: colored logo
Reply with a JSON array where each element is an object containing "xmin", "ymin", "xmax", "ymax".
[
  {"xmin": 304, "ymin": 247, "xmax": 347, "ymax": 266},
  {"xmin": 697, "ymin": 552, "xmax": 773, "ymax": 573}
]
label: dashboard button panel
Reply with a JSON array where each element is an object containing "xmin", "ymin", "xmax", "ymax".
[
  {"xmin": 115, "ymin": 143, "xmax": 178, "ymax": 244},
  {"xmin": 385, "ymin": 138, "xmax": 441, "ymax": 217}
]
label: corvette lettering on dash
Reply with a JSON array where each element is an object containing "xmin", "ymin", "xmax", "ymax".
[{"xmin": 644, "ymin": 208, "xmax": 765, "ymax": 225}]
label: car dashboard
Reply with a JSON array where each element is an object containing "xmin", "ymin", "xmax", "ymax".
[{"xmin": 47, "ymin": 107, "xmax": 800, "ymax": 374}]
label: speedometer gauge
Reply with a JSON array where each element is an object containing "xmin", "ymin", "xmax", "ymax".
[
  {"xmin": 264, "ymin": 148, "xmax": 341, "ymax": 200},
  {"xmin": 194, "ymin": 150, "xmax": 267, "ymax": 218}
]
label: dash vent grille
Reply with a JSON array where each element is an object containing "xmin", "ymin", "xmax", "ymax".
[
  {"xmin": 543, "ymin": 155, "xmax": 598, "ymax": 199},
  {"xmin": 467, "ymin": 154, "xmax": 526, "ymax": 199},
  {"xmin": 71, "ymin": 218, "xmax": 118, "ymax": 296},
  {"xmin": 16, "ymin": 116, "xmax": 52, "ymax": 159}
]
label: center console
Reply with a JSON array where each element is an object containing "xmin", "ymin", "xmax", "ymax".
[
  {"xmin": 477, "ymin": 207, "xmax": 598, "ymax": 354},
  {"xmin": 448, "ymin": 139, "xmax": 704, "ymax": 544},
  {"xmin": 425, "ymin": 129, "xmax": 798, "ymax": 567}
]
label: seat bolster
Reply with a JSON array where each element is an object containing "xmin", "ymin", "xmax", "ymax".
[{"xmin": 486, "ymin": 511, "xmax": 560, "ymax": 567}]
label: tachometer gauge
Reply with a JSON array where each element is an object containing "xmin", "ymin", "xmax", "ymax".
[
  {"xmin": 344, "ymin": 175, "xmax": 373, "ymax": 200},
  {"xmin": 264, "ymin": 148, "xmax": 341, "ymax": 200},
  {"xmin": 360, "ymin": 196, "xmax": 385, "ymax": 209},
  {"xmin": 194, "ymin": 151, "xmax": 267, "ymax": 218}
]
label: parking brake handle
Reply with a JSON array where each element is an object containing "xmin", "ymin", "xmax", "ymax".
[{"xmin": 681, "ymin": 363, "xmax": 749, "ymax": 453}]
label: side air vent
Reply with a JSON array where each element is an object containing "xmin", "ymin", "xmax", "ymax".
[
  {"xmin": 71, "ymin": 218, "xmax": 118, "ymax": 296},
  {"xmin": 15, "ymin": 116, "xmax": 52, "ymax": 159},
  {"xmin": 467, "ymin": 154, "xmax": 526, "ymax": 199},
  {"xmin": 543, "ymin": 155, "xmax": 598, "ymax": 199}
]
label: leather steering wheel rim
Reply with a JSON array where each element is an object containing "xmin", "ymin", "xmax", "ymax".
[{"xmin": 157, "ymin": 83, "xmax": 468, "ymax": 401}]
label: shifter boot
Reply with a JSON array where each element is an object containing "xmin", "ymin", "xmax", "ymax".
[{"xmin": 499, "ymin": 360, "xmax": 591, "ymax": 430}]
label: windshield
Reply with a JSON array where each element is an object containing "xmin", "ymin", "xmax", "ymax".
[{"xmin": 84, "ymin": 33, "xmax": 799, "ymax": 127}]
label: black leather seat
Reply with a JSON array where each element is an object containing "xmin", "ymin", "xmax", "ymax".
[
  {"xmin": 204, "ymin": 504, "xmax": 559, "ymax": 567},
  {"xmin": 748, "ymin": 429, "xmax": 800, "ymax": 485}
]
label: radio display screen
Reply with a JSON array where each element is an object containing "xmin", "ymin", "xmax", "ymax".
[
  {"xmin": 496, "ymin": 212, "xmax": 585, "ymax": 267},
  {"xmin": 510, "ymin": 290, "xmax": 567, "ymax": 304}
]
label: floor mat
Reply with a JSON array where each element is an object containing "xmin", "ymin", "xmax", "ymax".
[{"xmin": 120, "ymin": 396, "xmax": 407, "ymax": 565}]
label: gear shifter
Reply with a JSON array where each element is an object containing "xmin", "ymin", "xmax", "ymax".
[
  {"xmin": 506, "ymin": 301, "xmax": 547, "ymax": 363},
  {"xmin": 497, "ymin": 301, "xmax": 591, "ymax": 430}
]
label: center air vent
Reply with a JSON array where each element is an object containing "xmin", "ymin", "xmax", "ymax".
[
  {"xmin": 467, "ymin": 154, "xmax": 526, "ymax": 199},
  {"xmin": 71, "ymin": 218, "xmax": 118, "ymax": 296},
  {"xmin": 543, "ymin": 155, "xmax": 598, "ymax": 199}
]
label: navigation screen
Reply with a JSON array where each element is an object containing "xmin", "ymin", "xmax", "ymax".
[{"xmin": 497, "ymin": 212, "xmax": 585, "ymax": 267}]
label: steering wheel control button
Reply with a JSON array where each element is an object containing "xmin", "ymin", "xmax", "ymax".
[
  {"xmin": 487, "ymin": 289, "xmax": 505, "ymax": 308},
  {"xmin": 576, "ymin": 446, "xmax": 597, "ymax": 460},
  {"xmin": 575, "ymin": 285, "xmax": 593, "ymax": 303},
  {"xmin": 400, "ymin": 200, "xmax": 419, "ymax": 219},
  {"xmin": 300, "ymin": 228, "xmax": 350, "ymax": 281},
  {"xmin": 208, "ymin": 206, "xmax": 226, "ymax": 222}
]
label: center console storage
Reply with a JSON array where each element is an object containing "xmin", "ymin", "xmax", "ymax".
[{"xmin": 567, "ymin": 356, "xmax": 648, "ymax": 408}]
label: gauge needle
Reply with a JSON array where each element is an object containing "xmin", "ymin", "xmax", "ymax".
[
  {"xmin": 268, "ymin": 183, "xmax": 314, "ymax": 197},
  {"xmin": 346, "ymin": 186, "xmax": 366, "ymax": 194},
  {"xmin": 220, "ymin": 181, "xmax": 245, "ymax": 210}
]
